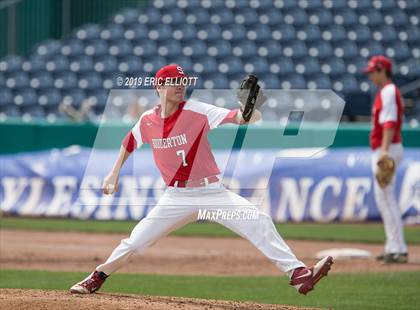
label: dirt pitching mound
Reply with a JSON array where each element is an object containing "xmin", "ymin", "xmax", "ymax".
[{"xmin": 0, "ymin": 289, "xmax": 319, "ymax": 310}]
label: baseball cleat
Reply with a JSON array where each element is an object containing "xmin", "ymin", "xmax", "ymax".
[
  {"xmin": 70, "ymin": 271, "xmax": 108, "ymax": 294},
  {"xmin": 384, "ymin": 253, "xmax": 408, "ymax": 264},
  {"xmin": 289, "ymin": 256, "xmax": 334, "ymax": 295}
]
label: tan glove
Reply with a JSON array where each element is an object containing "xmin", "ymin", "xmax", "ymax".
[{"xmin": 375, "ymin": 154, "xmax": 396, "ymax": 188}]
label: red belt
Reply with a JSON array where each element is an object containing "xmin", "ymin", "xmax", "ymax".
[{"xmin": 169, "ymin": 176, "xmax": 219, "ymax": 188}]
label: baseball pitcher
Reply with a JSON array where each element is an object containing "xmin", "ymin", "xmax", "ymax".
[
  {"xmin": 364, "ymin": 56, "xmax": 408, "ymax": 263},
  {"xmin": 70, "ymin": 64, "xmax": 333, "ymax": 295}
]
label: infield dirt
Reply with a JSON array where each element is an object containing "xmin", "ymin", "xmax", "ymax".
[
  {"xmin": 0, "ymin": 289, "xmax": 321, "ymax": 310},
  {"xmin": 1, "ymin": 229, "xmax": 419, "ymax": 275}
]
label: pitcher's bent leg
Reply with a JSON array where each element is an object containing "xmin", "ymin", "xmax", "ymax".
[
  {"xmin": 96, "ymin": 204, "xmax": 196, "ymax": 275},
  {"xmin": 214, "ymin": 190, "xmax": 305, "ymax": 273}
]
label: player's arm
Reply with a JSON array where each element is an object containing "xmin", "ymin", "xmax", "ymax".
[
  {"xmin": 102, "ymin": 145, "xmax": 131, "ymax": 194},
  {"xmin": 103, "ymin": 117, "xmax": 144, "ymax": 195},
  {"xmin": 381, "ymin": 127, "xmax": 395, "ymax": 155},
  {"xmin": 379, "ymin": 85, "xmax": 398, "ymax": 156}
]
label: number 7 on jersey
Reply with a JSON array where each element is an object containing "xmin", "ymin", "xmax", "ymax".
[{"xmin": 176, "ymin": 149, "xmax": 188, "ymax": 167}]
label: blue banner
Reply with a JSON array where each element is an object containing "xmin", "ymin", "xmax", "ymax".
[{"xmin": 1, "ymin": 147, "xmax": 419, "ymax": 223}]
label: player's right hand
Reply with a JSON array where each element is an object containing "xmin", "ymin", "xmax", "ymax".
[{"xmin": 102, "ymin": 172, "xmax": 119, "ymax": 195}]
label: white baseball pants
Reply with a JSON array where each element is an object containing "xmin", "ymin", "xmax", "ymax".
[
  {"xmin": 371, "ymin": 143, "xmax": 408, "ymax": 254},
  {"xmin": 96, "ymin": 182, "xmax": 305, "ymax": 275}
]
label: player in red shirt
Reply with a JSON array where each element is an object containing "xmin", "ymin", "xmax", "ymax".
[
  {"xmin": 364, "ymin": 55, "xmax": 408, "ymax": 263},
  {"xmin": 70, "ymin": 64, "xmax": 333, "ymax": 295}
]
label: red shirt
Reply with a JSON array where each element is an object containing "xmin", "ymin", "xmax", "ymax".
[
  {"xmin": 123, "ymin": 100, "xmax": 239, "ymax": 185},
  {"xmin": 370, "ymin": 83, "xmax": 404, "ymax": 150}
]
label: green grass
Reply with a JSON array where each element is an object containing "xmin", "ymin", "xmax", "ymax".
[
  {"xmin": 0, "ymin": 269, "xmax": 419, "ymax": 310},
  {"xmin": 1, "ymin": 216, "xmax": 420, "ymax": 244}
]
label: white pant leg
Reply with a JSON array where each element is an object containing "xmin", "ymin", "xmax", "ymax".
[
  {"xmin": 96, "ymin": 190, "xmax": 197, "ymax": 275},
  {"xmin": 196, "ymin": 185, "xmax": 305, "ymax": 273},
  {"xmin": 372, "ymin": 144, "xmax": 407, "ymax": 254}
]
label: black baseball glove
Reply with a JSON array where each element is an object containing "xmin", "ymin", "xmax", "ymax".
[{"xmin": 237, "ymin": 74, "xmax": 267, "ymax": 122}]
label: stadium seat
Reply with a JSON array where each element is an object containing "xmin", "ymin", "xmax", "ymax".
[
  {"xmin": 308, "ymin": 10, "xmax": 333, "ymax": 27},
  {"xmin": 29, "ymin": 71, "xmax": 54, "ymax": 89},
  {"xmin": 280, "ymin": 74, "xmax": 306, "ymax": 89},
  {"xmin": 0, "ymin": 55, "xmax": 22, "ymax": 73},
  {"xmin": 323, "ymin": 25, "xmax": 347, "ymax": 42},
  {"xmin": 334, "ymin": 41, "xmax": 358, "ymax": 59},
  {"xmin": 13, "ymin": 88, "xmax": 38, "ymax": 107},
  {"xmin": 221, "ymin": 24, "xmax": 247, "ymax": 42},
  {"xmin": 0, "ymin": 88, "xmax": 13, "ymax": 107},
  {"xmin": 270, "ymin": 57, "xmax": 295, "ymax": 76},
  {"xmin": 257, "ymin": 9, "xmax": 282, "ymax": 26},
  {"xmin": 257, "ymin": 40, "xmax": 282, "ymax": 59},
  {"xmin": 185, "ymin": 7, "xmax": 210, "ymax": 24},
  {"xmin": 273, "ymin": 0, "xmax": 298, "ymax": 10},
  {"xmin": 296, "ymin": 25, "xmax": 322, "ymax": 42},
  {"xmin": 385, "ymin": 42, "xmax": 411, "ymax": 62},
  {"xmin": 157, "ymin": 39, "xmax": 182, "ymax": 57},
  {"xmin": 108, "ymin": 39, "xmax": 132, "ymax": 57},
  {"xmin": 217, "ymin": 56, "xmax": 243, "ymax": 75},
  {"xmin": 334, "ymin": 74, "xmax": 359, "ymax": 94},
  {"xmin": 73, "ymin": 24, "xmax": 101, "ymax": 42},
  {"xmin": 333, "ymin": 9, "xmax": 358, "ymax": 27},
  {"xmin": 373, "ymin": 26, "xmax": 398, "ymax": 43},
  {"xmin": 358, "ymin": 42, "xmax": 385, "ymax": 58},
  {"xmin": 138, "ymin": 7, "xmax": 161, "ymax": 25},
  {"xmin": 248, "ymin": 24, "xmax": 271, "ymax": 42},
  {"xmin": 209, "ymin": 8, "xmax": 234, "ymax": 25},
  {"xmin": 272, "ymin": 24, "xmax": 296, "ymax": 42},
  {"xmin": 283, "ymin": 40, "xmax": 308, "ymax": 59},
  {"xmin": 142, "ymin": 56, "xmax": 166, "ymax": 73},
  {"xmin": 78, "ymin": 73, "xmax": 102, "ymax": 90},
  {"xmin": 33, "ymin": 40, "xmax": 60, "ymax": 58},
  {"xmin": 232, "ymin": 40, "xmax": 257, "ymax": 58},
  {"xmin": 233, "ymin": 8, "xmax": 259, "ymax": 26},
  {"xmin": 322, "ymin": 57, "xmax": 347, "ymax": 77},
  {"xmin": 172, "ymin": 24, "xmax": 197, "ymax": 41},
  {"xmin": 182, "ymin": 40, "xmax": 207, "ymax": 57},
  {"xmin": 147, "ymin": 24, "xmax": 172, "ymax": 41},
  {"xmin": 207, "ymin": 40, "xmax": 231, "ymax": 58},
  {"xmin": 347, "ymin": 25, "xmax": 372, "ymax": 43},
  {"xmin": 93, "ymin": 55, "xmax": 118, "ymax": 74},
  {"xmin": 100, "ymin": 24, "xmax": 124, "ymax": 41},
  {"xmin": 383, "ymin": 10, "xmax": 409, "ymax": 27},
  {"xmin": 295, "ymin": 58, "xmax": 321, "ymax": 76},
  {"xmin": 44, "ymin": 55, "xmax": 69, "ymax": 74},
  {"xmin": 242, "ymin": 57, "xmax": 269, "ymax": 74},
  {"xmin": 196, "ymin": 24, "xmax": 222, "ymax": 41},
  {"xmin": 5, "ymin": 72, "xmax": 29, "ymax": 89},
  {"xmin": 358, "ymin": 10, "xmax": 383, "ymax": 27},
  {"xmin": 22, "ymin": 55, "xmax": 46, "ymax": 72},
  {"xmin": 307, "ymin": 41, "xmax": 333, "ymax": 59},
  {"xmin": 62, "ymin": 89, "xmax": 86, "ymax": 108},
  {"xmin": 306, "ymin": 74, "xmax": 332, "ymax": 89},
  {"xmin": 54, "ymin": 72, "xmax": 78, "ymax": 89},
  {"xmin": 68, "ymin": 55, "xmax": 94, "ymax": 73},
  {"xmin": 283, "ymin": 9, "xmax": 308, "ymax": 26},
  {"xmin": 258, "ymin": 73, "xmax": 281, "ymax": 89},
  {"xmin": 37, "ymin": 88, "xmax": 62, "ymax": 108},
  {"xmin": 132, "ymin": 40, "xmax": 157, "ymax": 57},
  {"xmin": 118, "ymin": 55, "xmax": 143, "ymax": 74},
  {"xmin": 60, "ymin": 39, "xmax": 84, "ymax": 57},
  {"xmin": 83, "ymin": 39, "xmax": 108, "ymax": 57},
  {"xmin": 202, "ymin": 73, "xmax": 229, "ymax": 89},
  {"xmin": 111, "ymin": 8, "xmax": 139, "ymax": 26},
  {"xmin": 192, "ymin": 56, "xmax": 218, "ymax": 74},
  {"xmin": 160, "ymin": 7, "xmax": 186, "ymax": 25},
  {"xmin": 166, "ymin": 55, "xmax": 193, "ymax": 72}
]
